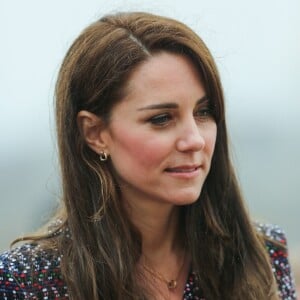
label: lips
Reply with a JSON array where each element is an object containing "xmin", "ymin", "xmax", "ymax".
[{"xmin": 165, "ymin": 165, "xmax": 200, "ymax": 173}]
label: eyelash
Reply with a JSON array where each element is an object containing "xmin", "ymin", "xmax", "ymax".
[
  {"xmin": 194, "ymin": 108, "xmax": 214, "ymax": 119},
  {"xmin": 148, "ymin": 107, "xmax": 214, "ymax": 127},
  {"xmin": 148, "ymin": 113, "xmax": 172, "ymax": 126}
]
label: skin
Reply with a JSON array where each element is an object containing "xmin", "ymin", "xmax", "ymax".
[
  {"xmin": 78, "ymin": 52, "xmax": 217, "ymax": 299},
  {"xmin": 102, "ymin": 52, "xmax": 217, "ymax": 207}
]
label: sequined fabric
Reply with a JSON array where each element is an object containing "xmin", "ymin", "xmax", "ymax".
[
  {"xmin": 256, "ymin": 223, "xmax": 297, "ymax": 300},
  {"xmin": 0, "ymin": 223, "xmax": 297, "ymax": 299},
  {"xmin": 0, "ymin": 244, "xmax": 68, "ymax": 299}
]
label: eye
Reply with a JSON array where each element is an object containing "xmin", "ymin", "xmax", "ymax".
[
  {"xmin": 194, "ymin": 107, "xmax": 213, "ymax": 118},
  {"xmin": 148, "ymin": 113, "xmax": 172, "ymax": 126}
]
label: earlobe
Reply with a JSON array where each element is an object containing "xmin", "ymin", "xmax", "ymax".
[{"xmin": 77, "ymin": 110, "xmax": 109, "ymax": 154}]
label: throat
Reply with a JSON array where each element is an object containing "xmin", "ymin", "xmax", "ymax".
[{"xmin": 132, "ymin": 206, "xmax": 181, "ymax": 253}]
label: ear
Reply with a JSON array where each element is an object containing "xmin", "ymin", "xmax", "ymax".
[{"xmin": 77, "ymin": 110, "xmax": 110, "ymax": 154}]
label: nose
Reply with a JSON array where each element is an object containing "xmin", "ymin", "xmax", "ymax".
[{"xmin": 176, "ymin": 118, "xmax": 205, "ymax": 152}]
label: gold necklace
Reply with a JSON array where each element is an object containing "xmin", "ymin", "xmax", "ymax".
[{"xmin": 142, "ymin": 248, "xmax": 186, "ymax": 290}]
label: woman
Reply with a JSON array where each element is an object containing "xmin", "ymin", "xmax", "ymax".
[{"xmin": 0, "ymin": 12, "xmax": 296, "ymax": 300}]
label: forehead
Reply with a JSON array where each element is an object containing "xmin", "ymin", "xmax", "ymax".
[{"xmin": 121, "ymin": 51, "xmax": 205, "ymax": 105}]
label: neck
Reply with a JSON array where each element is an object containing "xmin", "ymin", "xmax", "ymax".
[
  {"xmin": 124, "ymin": 198, "xmax": 190, "ymax": 298},
  {"xmin": 125, "ymin": 198, "xmax": 183, "ymax": 260}
]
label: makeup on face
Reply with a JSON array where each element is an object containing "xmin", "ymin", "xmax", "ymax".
[{"xmin": 101, "ymin": 52, "xmax": 217, "ymax": 207}]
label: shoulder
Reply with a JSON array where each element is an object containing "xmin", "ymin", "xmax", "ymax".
[
  {"xmin": 254, "ymin": 222, "xmax": 297, "ymax": 300},
  {"xmin": 0, "ymin": 243, "xmax": 69, "ymax": 299},
  {"xmin": 255, "ymin": 222, "xmax": 287, "ymax": 245}
]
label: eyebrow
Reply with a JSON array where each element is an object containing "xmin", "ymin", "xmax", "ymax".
[{"xmin": 137, "ymin": 96, "xmax": 208, "ymax": 111}]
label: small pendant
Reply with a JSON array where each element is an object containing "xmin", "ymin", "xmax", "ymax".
[{"xmin": 167, "ymin": 279, "xmax": 177, "ymax": 289}]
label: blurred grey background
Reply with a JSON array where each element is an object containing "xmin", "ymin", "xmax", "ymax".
[{"xmin": 0, "ymin": 0, "xmax": 299, "ymax": 281}]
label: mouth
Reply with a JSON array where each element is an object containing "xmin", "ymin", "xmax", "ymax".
[
  {"xmin": 164, "ymin": 165, "xmax": 201, "ymax": 179},
  {"xmin": 165, "ymin": 165, "xmax": 201, "ymax": 173}
]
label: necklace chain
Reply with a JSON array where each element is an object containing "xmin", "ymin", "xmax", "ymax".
[{"xmin": 142, "ymin": 248, "xmax": 186, "ymax": 290}]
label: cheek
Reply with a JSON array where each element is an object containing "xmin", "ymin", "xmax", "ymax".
[
  {"xmin": 110, "ymin": 127, "xmax": 169, "ymax": 170},
  {"xmin": 205, "ymin": 125, "xmax": 217, "ymax": 157}
]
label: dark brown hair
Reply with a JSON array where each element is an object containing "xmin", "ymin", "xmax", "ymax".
[{"xmin": 22, "ymin": 12, "xmax": 279, "ymax": 299}]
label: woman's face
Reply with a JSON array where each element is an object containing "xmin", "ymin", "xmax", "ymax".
[{"xmin": 101, "ymin": 52, "xmax": 217, "ymax": 207}]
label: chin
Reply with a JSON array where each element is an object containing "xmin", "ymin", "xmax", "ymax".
[{"xmin": 170, "ymin": 191, "xmax": 201, "ymax": 206}]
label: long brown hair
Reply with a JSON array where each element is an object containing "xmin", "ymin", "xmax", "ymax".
[{"xmin": 21, "ymin": 12, "xmax": 279, "ymax": 299}]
